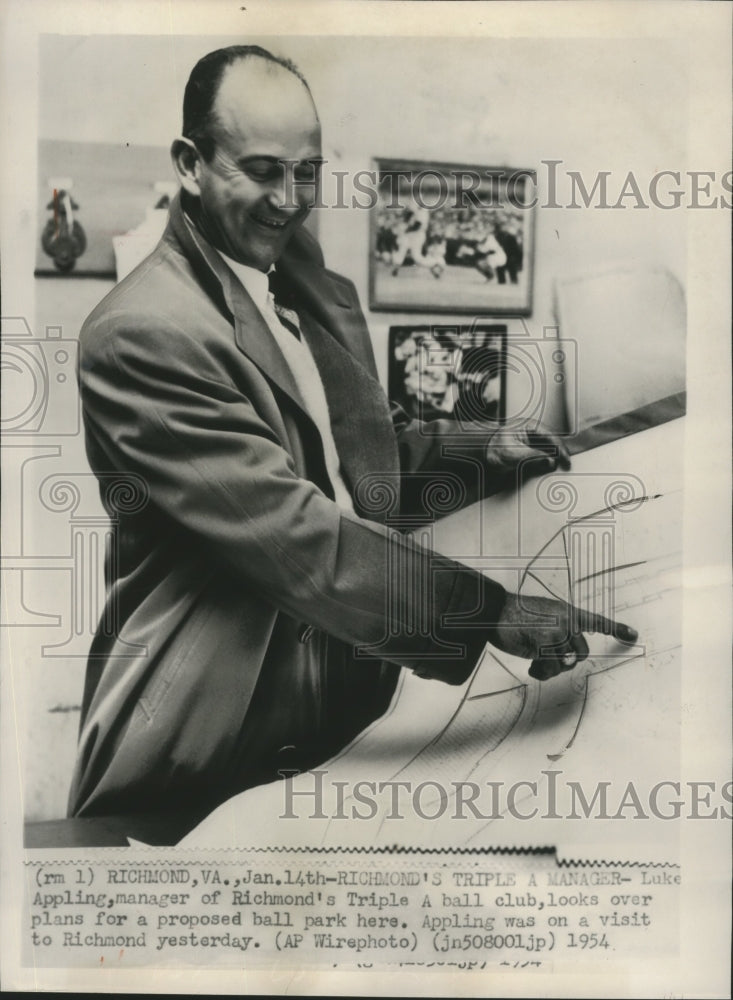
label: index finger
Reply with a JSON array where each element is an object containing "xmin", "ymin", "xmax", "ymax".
[{"xmin": 574, "ymin": 606, "xmax": 639, "ymax": 644}]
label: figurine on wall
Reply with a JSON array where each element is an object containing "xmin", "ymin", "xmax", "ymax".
[{"xmin": 41, "ymin": 186, "xmax": 87, "ymax": 272}]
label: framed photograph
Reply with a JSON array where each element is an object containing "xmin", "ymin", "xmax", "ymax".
[
  {"xmin": 370, "ymin": 158, "xmax": 535, "ymax": 314},
  {"xmin": 388, "ymin": 322, "xmax": 507, "ymax": 423}
]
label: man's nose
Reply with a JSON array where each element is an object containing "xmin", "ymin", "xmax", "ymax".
[
  {"xmin": 264, "ymin": 184, "xmax": 305, "ymax": 215},
  {"xmin": 265, "ymin": 165, "xmax": 316, "ymax": 214},
  {"xmin": 263, "ymin": 184, "xmax": 290, "ymax": 214}
]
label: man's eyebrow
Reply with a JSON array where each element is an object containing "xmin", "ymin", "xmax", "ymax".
[{"xmin": 236, "ymin": 155, "xmax": 325, "ymax": 167}]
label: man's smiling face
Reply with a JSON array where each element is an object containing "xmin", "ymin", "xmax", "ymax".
[{"xmin": 189, "ymin": 59, "xmax": 322, "ymax": 271}]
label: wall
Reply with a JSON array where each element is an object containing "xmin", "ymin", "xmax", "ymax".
[
  {"xmin": 24, "ymin": 33, "xmax": 688, "ymax": 820},
  {"xmin": 38, "ymin": 33, "xmax": 689, "ymax": 409}
]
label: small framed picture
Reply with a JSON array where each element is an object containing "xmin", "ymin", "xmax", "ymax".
[
  {"xmin": 370, "ymin": 158, "xmax": 535, "ymax": 314},
  {"xmin": 388, "ymin": 323, "xmax": 508, "ymax": 424}
]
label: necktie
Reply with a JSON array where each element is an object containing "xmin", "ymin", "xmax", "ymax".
[{"xmin": 268, "ymin": 269, "xmax": 301, "ymax": 340}]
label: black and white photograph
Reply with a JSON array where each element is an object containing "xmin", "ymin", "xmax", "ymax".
[
  {"xmin": 370, "ymin": 159, "xmax": 534, "ymax": 313},
  {"xmin": 1, "ymin": 1, "xmax": 730, "ymax": 996},
  {"xmin": 388, "ymin": 323, "xmax": 507, "ymax": 423}
]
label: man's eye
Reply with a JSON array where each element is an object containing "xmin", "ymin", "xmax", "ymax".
[
  {"xmin": 242, "ymin": 160, "xmax": 321, "ymax": 184},
  {"xmin": 293, "ymin": 164, "xmax": 321, "ymax": 184},
  {"xmin": 244, "ymin": 162, "xmax": 282, "ymax": 182}
]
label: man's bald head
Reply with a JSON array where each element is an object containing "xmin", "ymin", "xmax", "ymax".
[
  {"xmin": 183, "ymin": 45, "xmax": 318, "ymax": 161},
  {"xmin": 173, "ymin": 45, "xmax": 322, "ymax": 270}
]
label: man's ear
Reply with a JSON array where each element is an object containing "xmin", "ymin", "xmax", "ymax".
[{"xmin": 171, "ymin": 137, "xmax": 203, "ymax": 197}]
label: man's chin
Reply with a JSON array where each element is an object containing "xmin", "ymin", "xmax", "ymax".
[{"xmin": 237, "ymin": 228, "xmax": 298, "ymax": 270}]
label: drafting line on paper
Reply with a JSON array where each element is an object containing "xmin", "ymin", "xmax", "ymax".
[{"xmin": 518, "ymin": 492, "xmax": 665, "ymax": 592}]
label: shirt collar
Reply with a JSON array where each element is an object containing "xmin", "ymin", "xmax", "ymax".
[{"xmin": 214, "ymin": 248, "xmax": 273, "ymax": 314}]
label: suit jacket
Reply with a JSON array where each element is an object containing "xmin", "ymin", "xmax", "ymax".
[{"xmin": 68, "ymin": 193, "xmax": 505, "ymax": 819}]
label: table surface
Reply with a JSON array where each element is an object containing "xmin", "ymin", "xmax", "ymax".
[{"xmin": 25, "ymin": 812, "xmax": 205, "ymax": 850}]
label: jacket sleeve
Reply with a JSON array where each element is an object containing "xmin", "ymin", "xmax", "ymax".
[
  {"xmin": 391, "ymin": 401, "xmax": 498, "ymax": 474},
  {"xmin": 80, "ymin": 313, "xmax": 506, "ymax": 685}
]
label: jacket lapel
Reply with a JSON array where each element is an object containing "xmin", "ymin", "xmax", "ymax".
[
  {"xmin": 298, "ymin": 310, "xmax": 400, "ymax": 514},
  {"xmin": 276, "ymin": 240, "xmax": 402, "ymax": 508},
  {"xmin": 277, "ymin": 252, "xmax": 381, "ymax": 379},
  {"xmin": 165, "ymin": 194, "xmax": 309, "ymax": 416}
]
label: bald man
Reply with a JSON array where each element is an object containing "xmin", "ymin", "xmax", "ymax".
[{"xmin": 69, "ymin": 46, "xmax": 637, "ymax": 825}]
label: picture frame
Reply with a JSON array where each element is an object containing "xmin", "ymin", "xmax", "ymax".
[
  {"xmin": 370, "ymin": 158, "xmax": 535, "ymax": 314},
  {"xmin": 388, "ymin": 322, "xmax": 508, "ymax": 424}
]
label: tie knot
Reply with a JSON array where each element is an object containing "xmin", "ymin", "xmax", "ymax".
[{"xmin": 267, "ymin": 268, "xmax": 301, "ymax": 340}]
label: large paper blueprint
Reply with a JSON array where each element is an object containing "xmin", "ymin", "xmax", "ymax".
[{"xmin": 184, "ymin": 420, "xmax": 684, "ymax": 858}]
